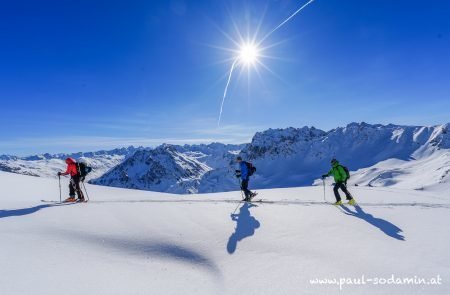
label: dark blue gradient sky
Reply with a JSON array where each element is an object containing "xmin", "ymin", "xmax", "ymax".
[{"xmin": 0, "ymin": 0, "xmax": 449, "ymax": 154}]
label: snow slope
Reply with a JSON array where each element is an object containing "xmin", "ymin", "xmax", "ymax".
[
  {"xmin": 238, "ymin": 123, "xmax": 450, "ymax": 190},
  {"xmin": 1, "ymin": 171, "xmax": 449, "ymax": 295},
  {"xmin": 348, "ymin": 149, "xmax": 450, "ymax": 191}
]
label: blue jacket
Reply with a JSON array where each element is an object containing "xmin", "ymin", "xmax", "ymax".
[{"xmin": 239, "ymin": 161, "xmax": 248, "ymax": 180}]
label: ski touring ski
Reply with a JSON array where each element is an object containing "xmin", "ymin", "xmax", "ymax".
[
  {"xmin": 243, "ymin": 192, "xmax": 258, "ymax": 202},
  {"xmin": 249, "ymin": 199, "xmax": 274, "ymax": 204},
  {"xmin": 41, "ymin": 200, "xmax": 62, "ymax": 203},
  {"xmin": 41, "ymin": 199, "xmax": 87, "ymax": 204},
  {"xmin": 329, "ymin": 201, "xmax": 357, "ymax": 206}
]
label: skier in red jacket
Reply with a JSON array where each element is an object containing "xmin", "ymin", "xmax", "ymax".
[{"xmin": 58, "ymin": 158, "xmax": 85, "ymax": 202}]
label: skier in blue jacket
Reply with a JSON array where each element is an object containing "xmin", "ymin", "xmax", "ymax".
[{"xmin": 236, "ymin": 156, "xmax": 256, "ymax": 201}]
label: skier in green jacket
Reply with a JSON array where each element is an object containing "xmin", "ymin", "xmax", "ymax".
[{"xmin": 322, "ymin": 159, "xmax": 356, "ymax": 205}]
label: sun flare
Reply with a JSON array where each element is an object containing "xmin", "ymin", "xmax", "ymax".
[
  {"xmin": 238, "ymin": 43, "xmax": 260, "ymax": 65},
  {"xmin": 215, "ymin": 0, "xmax": 317, "ymax": 126}
]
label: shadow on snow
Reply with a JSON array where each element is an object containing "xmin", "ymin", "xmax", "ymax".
[
  {"xmin": 0, "ymin": 203, "xmax": 73, "ymax": 219},
  {"xmin": 340, "ymin": 205, "xmax": 405, "ymax": 241},
  {"xmin": 227, "ymin": 203, "xmax": 261, "ymax": 254},
  {"xmin": 62, "ymin": 230, "xmax": 222, "ymax": 280}
]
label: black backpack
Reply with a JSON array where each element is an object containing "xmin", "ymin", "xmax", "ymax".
[
  {"xmin": 244, "ymin": 161, "xmax": 257, "ymax": 177},
  {"xmin": 77, "ymin": 162, "xmax": 92, "ymax": 179},
  {"xmin": 339, "ymin": 165, "xmax": 350, "ymax": 180}
]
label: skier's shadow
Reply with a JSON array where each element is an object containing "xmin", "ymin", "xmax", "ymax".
[
  {"xmin": 227, "ymin": 203, "xmax": 261, "ymax": 254},
  {"xmin": 340, "ymin": 205, "xmax": 405, "ymax": 241},
  {"xmin": 0, "ymin": 203, "xmax": 72, "ymax": 219}
]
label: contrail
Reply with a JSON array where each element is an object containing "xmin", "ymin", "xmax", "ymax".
[
  {"xmin": 217, "ymin": 0, "xmax": 316, "ymax": 127},
  {"xmin": 218, "ymin": 58, "xmax": 238, "ymax": 127},
  {"xmin": 260, "ymin": 0, "xmax": 316, "ymax": 44}
]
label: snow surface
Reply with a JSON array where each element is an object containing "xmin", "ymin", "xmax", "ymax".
[
  {"xmin": 1, "ymin": 171, "xmax": 449, "ymax": 294},
  {"xmin": 348, "ymin": 149, "xmax": 450, "ymax": 191}
]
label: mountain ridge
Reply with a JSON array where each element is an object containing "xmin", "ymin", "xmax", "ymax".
[
  {"xmin": 93, "ymin": 122, "xmax": 450, "ymax": 193},
  {"xmin": 1, "ymin": 122, "xmax": 449, "ymax": 193}
]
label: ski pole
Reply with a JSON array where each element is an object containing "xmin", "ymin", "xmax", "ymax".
[
  {"xmin": 232, "ymin": 201, "xmax": 241, "ymax": 215},
  {"xmin": 58, "ymin": 175, "xmax": 62, "ymax": 203},
  {"xmin": 82, "ymin": 181, "xmax": 90, "ymax": 202},
  {"xmin": 231, "ymin": 179, "xmax": 245, "ymax": 214},
  {"xmin": 322, "ymin": 178, "xmax": 326, "ymax": 203}
]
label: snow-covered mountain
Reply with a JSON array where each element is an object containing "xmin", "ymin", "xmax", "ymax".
[
  {"xmin": 91, "ymin": 143, "xmax": 244, "ymax": 193},
  {"xmin": 92, "ymin": 122, "xmax": 449, "ymax": 194},
  {"xmin": 238, "ymin": 122, "xmax": 450, "ymax": 192},
  {"xmin": 0, "ymin": 146, "xmax": 142, "ymax": 180},
  {"xmin": 3, "ymin": 123, "xmax": 449, "ymax": 194}
]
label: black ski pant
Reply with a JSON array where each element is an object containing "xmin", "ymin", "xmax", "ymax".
[
  {"xmin": 333, "ymin": 182, "xmax": 352, "ymax": 202},
  {"xmin": 240, "ymin": 179, "xmax": 252, "ymax": 199},
  {"xmin": 69, "ymin": 175, "xmax": 84, "ymax": 199}
]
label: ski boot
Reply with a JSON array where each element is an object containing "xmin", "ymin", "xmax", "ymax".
[
  {"xmin": 244, "ymin": 193, "xmax": 255, "ymax": 202},
  {"xmin": 347, "ymin": 199, "xmax": 356, "ymax": 206},
  {"xmin": 334, "ymin": 200, "xmax": 343, "ymax": 206},
  {"xmin": 64, "ymin": 197, "xmax": 77, "ymax": 203}
]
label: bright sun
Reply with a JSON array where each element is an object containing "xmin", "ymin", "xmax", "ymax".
[{"xmin": 238, "ymin": 43, "xmax": 259, "ymax": 65}]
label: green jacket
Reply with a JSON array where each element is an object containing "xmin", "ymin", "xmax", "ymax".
[{"xmin": 325, "ymin": 161, "xmax": 348, "ymax": 183}]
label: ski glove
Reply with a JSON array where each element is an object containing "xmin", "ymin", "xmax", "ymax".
[
  {"xmin": 57, "ymin": 172, "xmax": 62, "ymax": 176},
  {"xmin": 321, "ymin": 174, "xmax": 327, "ymax": 179}
]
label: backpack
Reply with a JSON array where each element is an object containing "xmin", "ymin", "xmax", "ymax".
[
  {"xmin": 244, "ymin": 161, "xmax": 257, "ymax": 177},
  {"xmin": 77, "ymin": 162, "xmax": 93, "ymax": 179},
  {"xmin": 338, "ymin": 165, "xmax": 350, "ymax": 180}
]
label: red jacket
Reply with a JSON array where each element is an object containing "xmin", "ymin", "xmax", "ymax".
[{"xmin": 62, "ymin": 158, "xmax": 78, "ymax": 177}]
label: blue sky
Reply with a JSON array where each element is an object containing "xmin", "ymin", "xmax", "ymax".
[{"xmin": 1, "ymin": 0, "xmax": 449, "ymax": 155}]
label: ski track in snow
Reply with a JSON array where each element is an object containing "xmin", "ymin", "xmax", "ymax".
[{"xmin": 78, "ymin": 199, "xmax": 450, "ymax": 209}]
